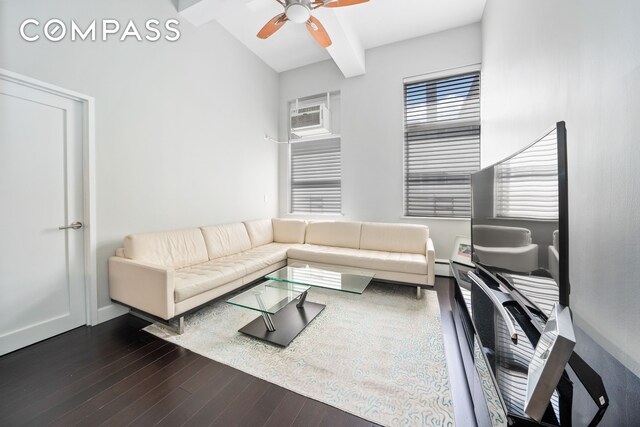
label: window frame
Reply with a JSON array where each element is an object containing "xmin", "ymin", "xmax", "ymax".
[
  {"xmin": 288, "ymin": 136, "xmax": 343, "ymax": 215},
  {"xmin": 402, "ymin": 64, "xmax": 482, "ymax": 219}
]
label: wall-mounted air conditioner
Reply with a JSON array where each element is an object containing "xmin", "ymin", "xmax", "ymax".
[{"xmin": 290, "ymin": 103, "xmax": 331, "ymax": 138}]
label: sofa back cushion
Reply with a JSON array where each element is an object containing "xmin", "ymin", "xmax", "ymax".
[
  {"xmin": 272, "ymin": 218, "xmax": 306, "ymax": 243},
  {"xmin": 244, "ymin": 219, "xmax": 274, "ymax": 248},
  {"xmin": 201, "ymin": 223, "xmax": 252, "ymax": 259},
  {"xmin": 359, "ymin": 222, "xmax": 428, "ymax": 255},
  {"xmin": 472, "ymin": 225, "xmax": 532, "ymax": 248},
  {"xmin": 305, "ymin": 221, "xmax": 362, "ymax": 249},
  {"xmin": 123, "ymin": 228, "xmax": 209, "ymax": 269}
]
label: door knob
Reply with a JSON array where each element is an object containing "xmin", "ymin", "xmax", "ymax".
[{"xmin": 59, "ymin": 221, "xmax": 83, "ymax": 230}]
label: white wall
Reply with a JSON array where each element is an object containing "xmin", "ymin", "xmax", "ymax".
[
  {"xmin": 481, "ymin": 0, "xmax": 640, "ymax": 375},
  {"xmin": 0, "ymin": 0, "xmax": 280, "ymax": 312},
  {"xmin": 278, "ymin": 24, "xmax": 482, "ymax": 262}
]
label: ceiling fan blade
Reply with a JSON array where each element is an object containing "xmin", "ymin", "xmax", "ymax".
[
  {"xmin": 257, "ymin": 13, "xmax": 287, "ymax": 39},
  {"xmin": 306, "ymin": 17, "xmax": 332, "ymax": 48},
  {"xmin": 321, "ymin": 0, "xmax": 369, "ymax": 8}
]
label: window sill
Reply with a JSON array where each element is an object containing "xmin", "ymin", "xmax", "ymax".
[
  {"xmin": 489, "ymin": 216, "xmax": 558, "ymax": 222},
  {"xmin": 400, "ymin": 216, "xmax": 471, "ymax": 221},
  {"xmin": 284, "ymin": 213, "xmax": 345, "ymax": 218}
]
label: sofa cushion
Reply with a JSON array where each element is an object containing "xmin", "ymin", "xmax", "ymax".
[
  {"xmin": 272, "ymin": 218, "xmax": 306, "ymax": 243},
  {"xmin": 174, "ymin": 258, "xmax": 247, "ymax": 303},
  {"xmin": 241, "ymin": 242, "xmax": 295, "ymax": 269},
  {"xmin": 359, "ymin": 222, "xmax": 428, "ymax": 255},
  {"xmin": 244, "ymin": 219, "xmax": 274, "ymax": 248},
  {"xmin": 287, "ymin": 244, "xmax": 427, "ymax": 275},
  {"xmin": 200, "ymin": 223, "xmax": 252, "ymax": 260},
  {"xmin": 123, "ymin": 228, "xmax": 208, "ymax": 269},
  {"xmin": 305, "ymin": 221, "xmax": 362, "ymax": 249},
  {"xmin": 174, "ymin": 242, "xmax": 297, "ymax": 302},
  {"xmin": 225, "ymin": 243, "xmax": 297, "ymax": 278}
]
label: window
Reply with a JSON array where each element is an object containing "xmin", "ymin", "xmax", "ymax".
[
  {"xmin": 495, "ymin": 129, "xmax": 559, "ymax": 220},
  {"xmin": 288, "ymin": 92, "xmax": 341, "ymax": 214},
  {"xmin": 404, "ymin": 71, "xmax": 481, "ymax": 218},
  {"xmin": 290, "ymin": 138, "xmax": 342, "ymax": 214}
]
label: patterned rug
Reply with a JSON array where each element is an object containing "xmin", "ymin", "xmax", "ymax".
[{"xmin": 144, "ymin": 283, "xmax": 455, "ymax": 427}]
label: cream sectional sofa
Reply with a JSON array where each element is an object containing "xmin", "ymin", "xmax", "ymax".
[{"xmin": 109, "ymin": 218, "xmax": 435, "ymax": 330}]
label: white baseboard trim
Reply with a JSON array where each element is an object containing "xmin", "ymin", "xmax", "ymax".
[
  {"xmin": 97, "ymin": 303, "xmax": 130, "ymax": 324},
  {"xmin": 435, "ymin": 260, "xmax": 452, "ymax": 277}
]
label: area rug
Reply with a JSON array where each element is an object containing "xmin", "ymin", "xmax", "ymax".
[{"xmin": 144, "ymin": 283, "xmax": 455, "ymax": 427}]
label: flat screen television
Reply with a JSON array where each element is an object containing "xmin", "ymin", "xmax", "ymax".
[
  {"xmin": 470, "ymin": 121, "xmax": 576, "ymax": 422},
  {"xmin": 470, "ymin": 121, "xmax": 569, "ymax": 307}
]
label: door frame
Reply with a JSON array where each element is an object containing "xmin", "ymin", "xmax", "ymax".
[{"xmin": 0, "ymin": 68, "xmax": 99, "ymax": 326}]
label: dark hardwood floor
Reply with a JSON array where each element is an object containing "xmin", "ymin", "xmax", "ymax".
[{"xmin": 0, "ymin": 315, "xmax": 377, "ymax": 427}]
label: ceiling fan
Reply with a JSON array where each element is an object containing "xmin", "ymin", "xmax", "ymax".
[{"xmin": 257, "ymin": 0, "xmax": 369, "ymax": 48}]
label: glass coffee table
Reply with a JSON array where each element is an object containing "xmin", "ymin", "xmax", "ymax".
[
  {"xmin": 266, "ymin": 263, "xmax": 375, "ymax": 294},
  {"xmin": 227, "ymin": 263, "xmax": 375, "ymax": 346}
]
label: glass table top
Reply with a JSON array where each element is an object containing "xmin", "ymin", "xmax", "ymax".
[
  {"xmin": 265, "ymin": 263, "xmax": 375, "ymax": 295},
  {"xmin": 226, "ymin": 281, "xmax": 310, "ymax": 315}
]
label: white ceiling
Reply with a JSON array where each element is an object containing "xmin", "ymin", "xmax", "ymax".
[{"xmin": 179, "ymin": 0, "xmax": 486, "ymax": 76}]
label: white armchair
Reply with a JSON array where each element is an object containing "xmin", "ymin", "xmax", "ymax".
[
  {"xmin": 473, "ymin": 225, "xmax": 539, "ymax": 272},
  {"xmin": 548, "ymin": 230, "xmax": 560, "ymax": 282}
]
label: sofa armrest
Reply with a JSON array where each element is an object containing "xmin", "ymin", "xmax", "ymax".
[
  {"xmin": 108, "ymin": 256, "xmax": 175, "ymax": 320},
  {"xmin": 426, "ymin": 238, "xmax": 436, "ymax": 286}
]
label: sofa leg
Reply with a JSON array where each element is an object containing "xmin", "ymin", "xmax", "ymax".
[
  {"xmin": 416, "ymin": 287, "xmax": 422, "ymax": 299},
  {"xmin": 173, "ymin": 316, "xmax": 185, "ymax": 335},
  {"xmin": 130, "ymin": 310, "xmax": 185, "ymax": 335}
]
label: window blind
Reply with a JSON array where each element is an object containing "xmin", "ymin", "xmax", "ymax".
[
  {"xmin": 290, "ymin": 138, "xmax": 341, "ymax": 214},
  {"xmin": 494, "ymin": 129, "xmax": 558, "ymax": 220},
  {"xmin": 404, "ymin": 72, "xmax": 481, "ymax": 218}
]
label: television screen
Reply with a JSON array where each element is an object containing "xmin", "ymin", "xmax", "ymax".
[{"xmin": 471, "ymin": 122, "xmax": 569, "ymax": 308}]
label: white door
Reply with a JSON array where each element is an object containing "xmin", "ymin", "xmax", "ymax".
[{"xmin": 0, "ymin": 77, "xmax": 86, "ymax": 355}]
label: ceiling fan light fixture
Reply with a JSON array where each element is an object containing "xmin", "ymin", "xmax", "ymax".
[
  {"xmin": 258, "ymin": 0, "xmax": 368, "ymax": 49},
  {"xmin": 285, "ymin": 2, "xmax": 311, "ymax": 23}
]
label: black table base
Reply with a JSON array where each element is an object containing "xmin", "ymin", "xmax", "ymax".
[{"xmin": 238, "ymin": 301, "xmax": 325, "ymax": 347}]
